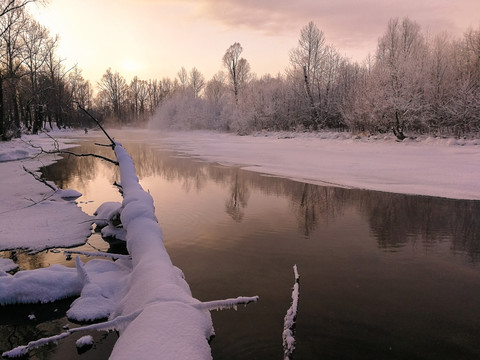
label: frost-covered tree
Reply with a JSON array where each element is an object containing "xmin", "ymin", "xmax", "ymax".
[
  {"xmin": 189, "ymin": 67, "xmax": 205, "ymax": 98},
  {"xmin": 223, "ymin": 42, "xmax": 250, "ymax": 104},
  {"xmin": 289, "ymin": 21, "xmax": 326, "ymax": 129},
  {"xmin": 177, "ymin": 66, "xmax": 188, "ymax": 90},
  {"xmin": 374, "ymin": 17, "xmax": 428, "ymax": 139},
  {"xmin": 204, "ymin": 72, "xmax": 227, "ymax": 129},
  {"xmin": 288, "ymin": 21, "xmax": 346, "ymax": 130}
]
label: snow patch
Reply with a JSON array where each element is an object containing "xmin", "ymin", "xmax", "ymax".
[
  {"xmin": 76, "ymin": 335, "xmax": 94, "ymax": 349},
  {"xmin": 0, "ymin": 258, "xmax": 18, "ymax": 274}
]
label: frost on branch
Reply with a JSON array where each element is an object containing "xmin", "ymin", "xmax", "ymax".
[
  {"xmin": 283, "ymin": 264, "xmax": 300, "ymax": 360},
  {"xmin": 196, "ymin": 296, "xmax": 259, "ymax": 311}
]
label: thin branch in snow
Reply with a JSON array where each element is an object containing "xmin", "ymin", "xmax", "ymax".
[
  {"xmin": 22, "ymin": 165, "xmax": 56, "ymax": 191},
  {"xmin": 94, "ymin": 142, "xmax": 115, "ymax": 148},
  {"xmin": 195, "ymin": 296, "xmax": 259, "ymax": 311},
  {"xmin": 24, "ymin": 130, "xmax": 119, "ymax": 165},
  {"xmin": 64, "ymin": 250, "xmax": 132, "ymax": 260},
  {"xmin": 283, "ymin": 264, "xmax": 300, "ymax": 360},
  {"xmin": 1, "ymin": 310, "xmax": 143, "ymax": 358},
  {"xmin": 2, "ymin": 331, "xmax": 71, "ymax": 358}
]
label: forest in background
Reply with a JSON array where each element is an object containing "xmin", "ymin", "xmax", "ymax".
[{"xmin": 0, "ymin": 0, "xmax": 479, "ymax": 141}]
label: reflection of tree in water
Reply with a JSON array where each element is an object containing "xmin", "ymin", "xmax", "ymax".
[
  {"xmin": 42, "ymin": 138, "xmax": 480, "ymax": 261},
  {"xmin": 0, "ymin": 300, "xmax": 72, "ymax": 360},
  {"xmin": 225, "ymin": 171, "xmax": 250, "ymax": 222},
  {"xmin": 359, "ymin": 192, "xmax": 480, "ymax": 260},
  {"xmin": 3, "ymin": 250, "xmax": 47, "ymax": 271},
  {"xmin": 289, "ymin": 184, "xmax": 344, "ymax": 237},
  {"xmin": 40, "ymin": 143, "xmax": 118, "ymax": 190},
  {"xmin": 450, "ymin": 201, "xmax": 480, "ymax": 261}
]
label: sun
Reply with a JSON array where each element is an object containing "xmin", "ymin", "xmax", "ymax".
[{"xmin": 119, "ymin": 58, "xmax": 141, "ymax": 76}]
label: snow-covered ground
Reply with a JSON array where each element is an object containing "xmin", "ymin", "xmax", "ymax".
[
  {"xmin": 0, "ymin": 131, "xmax": 92, "ymax": 252},
  {"xmin": 154, "ymin": 130, "xmax": 480, "ymax": 201}
]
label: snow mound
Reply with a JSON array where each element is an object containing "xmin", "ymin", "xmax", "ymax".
[
  {"xmin": 0, "ymin": 258, "xmax": 18, "ymax": 274},
  {"xmin": 76, "ymin": 335, "xmax": 94, "ymax": 349},
  {"xmin": 67, "ymin": 257, "xmax": 130, "ymax": 322},
  {"xmin": 0, "ymin": 265, "xmax": 82, "ymax": 305}
]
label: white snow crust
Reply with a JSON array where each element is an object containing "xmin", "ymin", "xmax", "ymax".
[
  {"xmin": 159, "ymin": 130, "xmax": 480, "ymax": 200},
  {"xmin": 76, "ymin": 335, "xmax": 94, "ymax": 348},
  {"xmin": 0, "ymin": 131, "xmax": 92, "ymax": 252},
  {"xmin": 0, "ymin": 258, "xmax": 18, "ymax": 274}
]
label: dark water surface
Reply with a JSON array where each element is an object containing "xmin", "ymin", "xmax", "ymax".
[{"xmin": 2, "ymin": 134, "xmax": 480, "ymax": 359}]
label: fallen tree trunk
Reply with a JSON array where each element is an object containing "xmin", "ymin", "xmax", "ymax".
[{"xmin": 108, "ymin": 142, "xmax": 216, "ymax": 359}]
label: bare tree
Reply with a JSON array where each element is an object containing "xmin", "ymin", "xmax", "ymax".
[
  {"xmin": 0, "ymin": 0, "xmax": 38, "ymax": 36},
  {"xmin": 129, "ymin": 76, "xmax": 149, "ymax": 121},
  {"xmin": 67, "ymin": 67, "xmax": 93, "ymax": 127},
  {"xmin": 177, "ymin": 66, "xmax": 188, "ymax": 90},
  {"xmin": 223, "ymin": 42, "xmax": 250, "ymax": 104},
  {"xmin": 21, "ymin": 17, "xmax": 50, "ymax": 130},
  {"xmin": 97, "ymin": 68, "xmax": 129, "ymax": 122},
  {"xmin": 289, "ymin": 21, "xmax": 327, "ymax": 129},
  {"xmin": 189, "ymin": 67, "xmax": 205, "ymax": 98},
  {"xmin": 375, "ymin": 17, "xmax": 428, "ymax": 139},
  {"xmin": 0, "ymin": 5, "xmax": 27, "ymax": 136}
]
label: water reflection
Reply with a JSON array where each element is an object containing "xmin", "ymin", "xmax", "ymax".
[
  {"xmin": 41, "ymin": 140, "xmax": 480, "ymax": 261},
  {"xmin": 0, "ymin": 298, "xmax": 117, "ymax": 360},
  {"xmin": 225, "ymin": 171, "xmax": 250, "ymax": 222}
]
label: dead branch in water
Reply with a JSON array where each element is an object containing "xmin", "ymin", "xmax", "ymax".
[{"xmin": 73, "ymin": 101, "xmax": 116, "ymax": 149}]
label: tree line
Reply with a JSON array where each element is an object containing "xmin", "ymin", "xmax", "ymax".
[
  {"xmin": 1, "ymin": 1, "xmax": 479, "ymax": 140},
  {"xmin": 153, "ymin": 19, "xmax": 480, "ymax": 139}
]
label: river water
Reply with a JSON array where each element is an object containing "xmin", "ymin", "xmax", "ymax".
[{"xmin": 2, "ymin": 133, "xmax": 480, "ymax": 359}]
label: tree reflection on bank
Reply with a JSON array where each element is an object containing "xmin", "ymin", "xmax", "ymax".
[{"xmin": 42, "ymin": 140, "xmax": 480, "ymax": 262}]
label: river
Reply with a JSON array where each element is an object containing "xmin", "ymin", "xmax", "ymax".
[{"xmin": 2, "ymin": 133, "xmax": 480, "ymax": 359}]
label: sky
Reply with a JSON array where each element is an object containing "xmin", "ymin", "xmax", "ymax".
[{"xmin": 29, "ymin": 0, "xmax": 480, "ymax": 83}]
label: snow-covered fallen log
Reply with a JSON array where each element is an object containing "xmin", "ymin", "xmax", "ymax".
[
  {"xmin": 107, "ymin": 142, "xmax": 219, "ymax": 359},
  {"xmin": 2, "ymin": 140, "xmax": 258, "ymax": 359},
  {"xmin": 283, "ymin": 264, "xmax": 300, "ymax": 360}
]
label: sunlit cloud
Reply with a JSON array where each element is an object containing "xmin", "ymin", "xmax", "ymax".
[
  {"xmin": 140, "ymin": 0, "xmax": 480, "ymax": 62},
  {"xmin": 31, "ymin": 0, "xmax": 480, "ymax": 82}
]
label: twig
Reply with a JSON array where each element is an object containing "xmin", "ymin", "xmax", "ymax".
[{"xmin": 64, "ymin": 250, "xmax": 132, "ymax": 260}]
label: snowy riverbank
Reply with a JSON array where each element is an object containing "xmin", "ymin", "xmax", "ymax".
[
  {"xmin": 151, "ymin": 130, "xmax": 480, "ymax": 201},
  {"xmin": 0, "ymin": 130, "xmax": 92, "ymax": 254}
]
